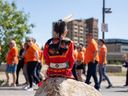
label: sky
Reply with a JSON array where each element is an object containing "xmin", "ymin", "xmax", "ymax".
[{"xmin": 7, "ymin": 0, "xmax": 128, "ymax": 47}]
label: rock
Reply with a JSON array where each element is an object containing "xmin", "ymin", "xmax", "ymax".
[{"xmin": 35, "ymin": 77, "xmax": 102, "ymax": 96}]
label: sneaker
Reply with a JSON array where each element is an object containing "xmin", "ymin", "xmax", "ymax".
[
  {"xmin": 24, "ymin": 85, "xmax": 29, "ymax": 90},
  {"xmin": 98, "ymin": 88, "xmax": 101, "ymax": 91},
  {"xmin": 123, "ymin": 84, "xmax": 128, "ymax": 86},
  {"xmin": 27, "ymin": 87, "xmax": 34, "ymax": 91},
  {"xmin": 10, "ymin": 83, "xmax": 16, "ymax": 87},
  {"xmin": 33, "ymin": 82, "xmax": 36, "ymax": 86},
  {"xmin": 106, "ymin": 84, "xmax": 112, "ymax": 89}
]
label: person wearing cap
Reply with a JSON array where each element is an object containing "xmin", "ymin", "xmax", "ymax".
[
  {"xmin": 43, "ymin": 20, "xmax": 74, "ymax": 78},
  {"xmin": 84, "ymin": 33, "xmax": 99, "ymax": 90}
]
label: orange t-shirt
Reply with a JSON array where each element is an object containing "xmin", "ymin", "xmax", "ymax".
[
  {"xmin": 25, "ymin": 44, "xmax": 39, "ymax": 62},
  {"xmin": 40, "ymin": 51, "xmax": 45, "ymax": 64},
  {"xmin": 73, "ymin": 49, "xmax": 78, "ymax": 61},
  {"xmin": 6, "ymin": 47, "xmax": 19, "ymax": 64},
  {"xmin": 84, "ymin": 39, "xmax": 99, "ymax": 64},
  {"xmin": 34, "ymin": 44, "xmax": 42, "ymax": 61},
  {"xmin": 99, "ymin": 44, "xmax": 107, "ymax": 64},
  {"xmin": 76, "ymin": 51, "xmax": 84, "ymax": 62}
]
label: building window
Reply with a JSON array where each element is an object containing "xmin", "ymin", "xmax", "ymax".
[
  {"xmin": 79, "ymin": 38, "xmax": 84, "ymax": 41},
  {"xmin": 73, "ymin": 37, "xmax": 78, "ymax": 40}
]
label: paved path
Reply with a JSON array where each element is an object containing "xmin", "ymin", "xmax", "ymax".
[
  {"xmin": 0, "ymin": 72, "xmax": 128, "ymax": 96},
  {"xmin": 99, "ymin": 76, "xmax": 128, "ymax": 96}
]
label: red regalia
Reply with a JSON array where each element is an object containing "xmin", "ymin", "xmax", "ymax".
[{"xmin": 43, "ymin": 37, "xmax": 74, "ymax": 78}]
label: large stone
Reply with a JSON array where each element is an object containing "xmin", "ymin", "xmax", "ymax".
[{"xmin": 35, "ymin": 77, "xmax": 102, "ymax": 96}]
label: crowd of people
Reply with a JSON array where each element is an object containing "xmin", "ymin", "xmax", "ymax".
[
  {"xmin": 0, "ymin": 19, "xmax": 128, "ymax": 92},
  {"xmin": 0, "ymin": 38, "xmax": 44, "ymax": 91}
]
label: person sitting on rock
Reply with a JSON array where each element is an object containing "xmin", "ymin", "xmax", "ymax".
[{"xmin": 43, "ymin": 20, "xmax": 74, "ymax": 78}]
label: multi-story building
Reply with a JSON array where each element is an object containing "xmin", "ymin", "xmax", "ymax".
[
  {"xmin": 67, "ymin": 18, "xmax": 98, "ymax": 46},
  {"xmin": 86, "ymin": 18, "xmax": 98, "ymax": 42},
  {"xmin": 52, "ymin": 18, "xmax": 99, "ymax": 47},
  {"xmin": 66, "ymin": 18, "xmax": 98, "ymax": 46},
  {"xmin": 105, "ymin": 39, "xmax": 128, "ymax": 63}
]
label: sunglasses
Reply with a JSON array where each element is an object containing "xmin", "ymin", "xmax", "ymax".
[{"xmin": 27, "ymin": 40, "xmax": 32, "ymax": 42}]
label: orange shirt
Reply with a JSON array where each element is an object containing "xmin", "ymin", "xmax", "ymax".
[
  {"xmin": 6, "ymin": 47, "xmax": 19, "ymax": 64},
  {"xmin": 84, "ymin": 39, "xmax": 99, "ymax": 64},
  {"xmin": 34, "ymin": 43, "xmax": 42, "ymax": 61},
  {"xmin": 76, "ymin": 51, "xmax": 84, "ymax": 62},
  {"xmin": 25, "ymin": 44, "xmax": 39, "ymax": 62},
  {"xmin": 99, "ymin": 44, "xmax": 107, "ymax": 64},
  {"xmin": 73, "ymin": 49, "xmax": 78, "ymax": 61},
  {"xmin": 40, "ymin": 51, "xmax": 45, "ymax": 64}
]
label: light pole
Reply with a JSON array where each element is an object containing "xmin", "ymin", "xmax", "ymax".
[
  {"xmin": 102, "ymin": 0, "xmax": 105, "ymax": 39},
  {"xmin": 102, "ymin": 0, "xmax": 112, "ymax": 40}
]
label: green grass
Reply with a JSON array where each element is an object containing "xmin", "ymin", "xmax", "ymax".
[{"xmin": 108, "ymin": 71, "xmax": 126, "ymax": 76}]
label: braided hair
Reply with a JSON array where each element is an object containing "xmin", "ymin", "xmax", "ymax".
[
  {"xmin": 53, "ymin": 20, "xmax": 67, "ymax": 49},
  {"xmin": 53, "ymin": 20, "xmax": 67, "ymax": 38}
]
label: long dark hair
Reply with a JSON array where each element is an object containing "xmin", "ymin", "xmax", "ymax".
[
  {"xmin": 53, "ymin": 20, "xmax": 67, "ymax": 38},
  {"xmin": 53, "ymin": 20, "xmax": 67, "ymax": 49}
]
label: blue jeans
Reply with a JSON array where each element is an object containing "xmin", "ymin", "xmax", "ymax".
[
  {"xmin": 98, "ymin": 64, "xmax": 112, "ymax": 86},
  {"xmin": 85, "ymin": 61, "xmax": 99, "ymax": 90}
]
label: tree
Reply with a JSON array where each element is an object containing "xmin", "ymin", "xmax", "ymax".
[{"xmin": 0, "ymin": 0, "xmax": 34, "ymax": 62}]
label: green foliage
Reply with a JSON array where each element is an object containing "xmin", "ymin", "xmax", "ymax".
[
  {"xmin": 0, "ymin": 0, "xmax": 34, "ymax": 62},
  {"xmin": 108, "ymin": 60, "xmax": 123, "ymax": 65}
]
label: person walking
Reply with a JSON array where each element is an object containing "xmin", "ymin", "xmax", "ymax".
[
  {"xmin": 24, "ymin": 38, "xmax": 40, "ymax": 91},
  {"xmin": 22, "ymin": 42, "xmax": 30, "ymax": 88},
  {"xmin": 32, "ymin": 38, "xmax": 43, "ymax": 82},
  {"xmin": 16, "ymin": 43, "xmax": 25, "ymax": 86},
  {"xmin": 84, "ymin": 33, "xmax": 99, "ymax": 90},
  {"xmin": 98, "ymin": 39, "xmax": 112, "ymax": 89},
  {"xmin": 72, "ymin": 45, "xmax": 78, "ymax": 80},
  {"xmin": 123, "ymin": 53, "xmax": 128, "ymax": 86},
  {"xmin": 5, "ymin": 40, "xmax": 19, "ymax": 86},
  {"xmin": 79, "ymin": 43, "xmax": 86, "ymax": 75},
  {"xmin": 76, "ymin": 45, "xmax": 84, "ymax": 81}
]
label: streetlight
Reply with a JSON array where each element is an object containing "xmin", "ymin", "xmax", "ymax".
[{"xmin": 102, "ymin": 0, "xmax": 112, "ymax": 39}]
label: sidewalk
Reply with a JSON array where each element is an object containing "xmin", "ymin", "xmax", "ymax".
[{"xmin": 0, "ymin": 72, "xmax": 127, "ymax": 96}]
